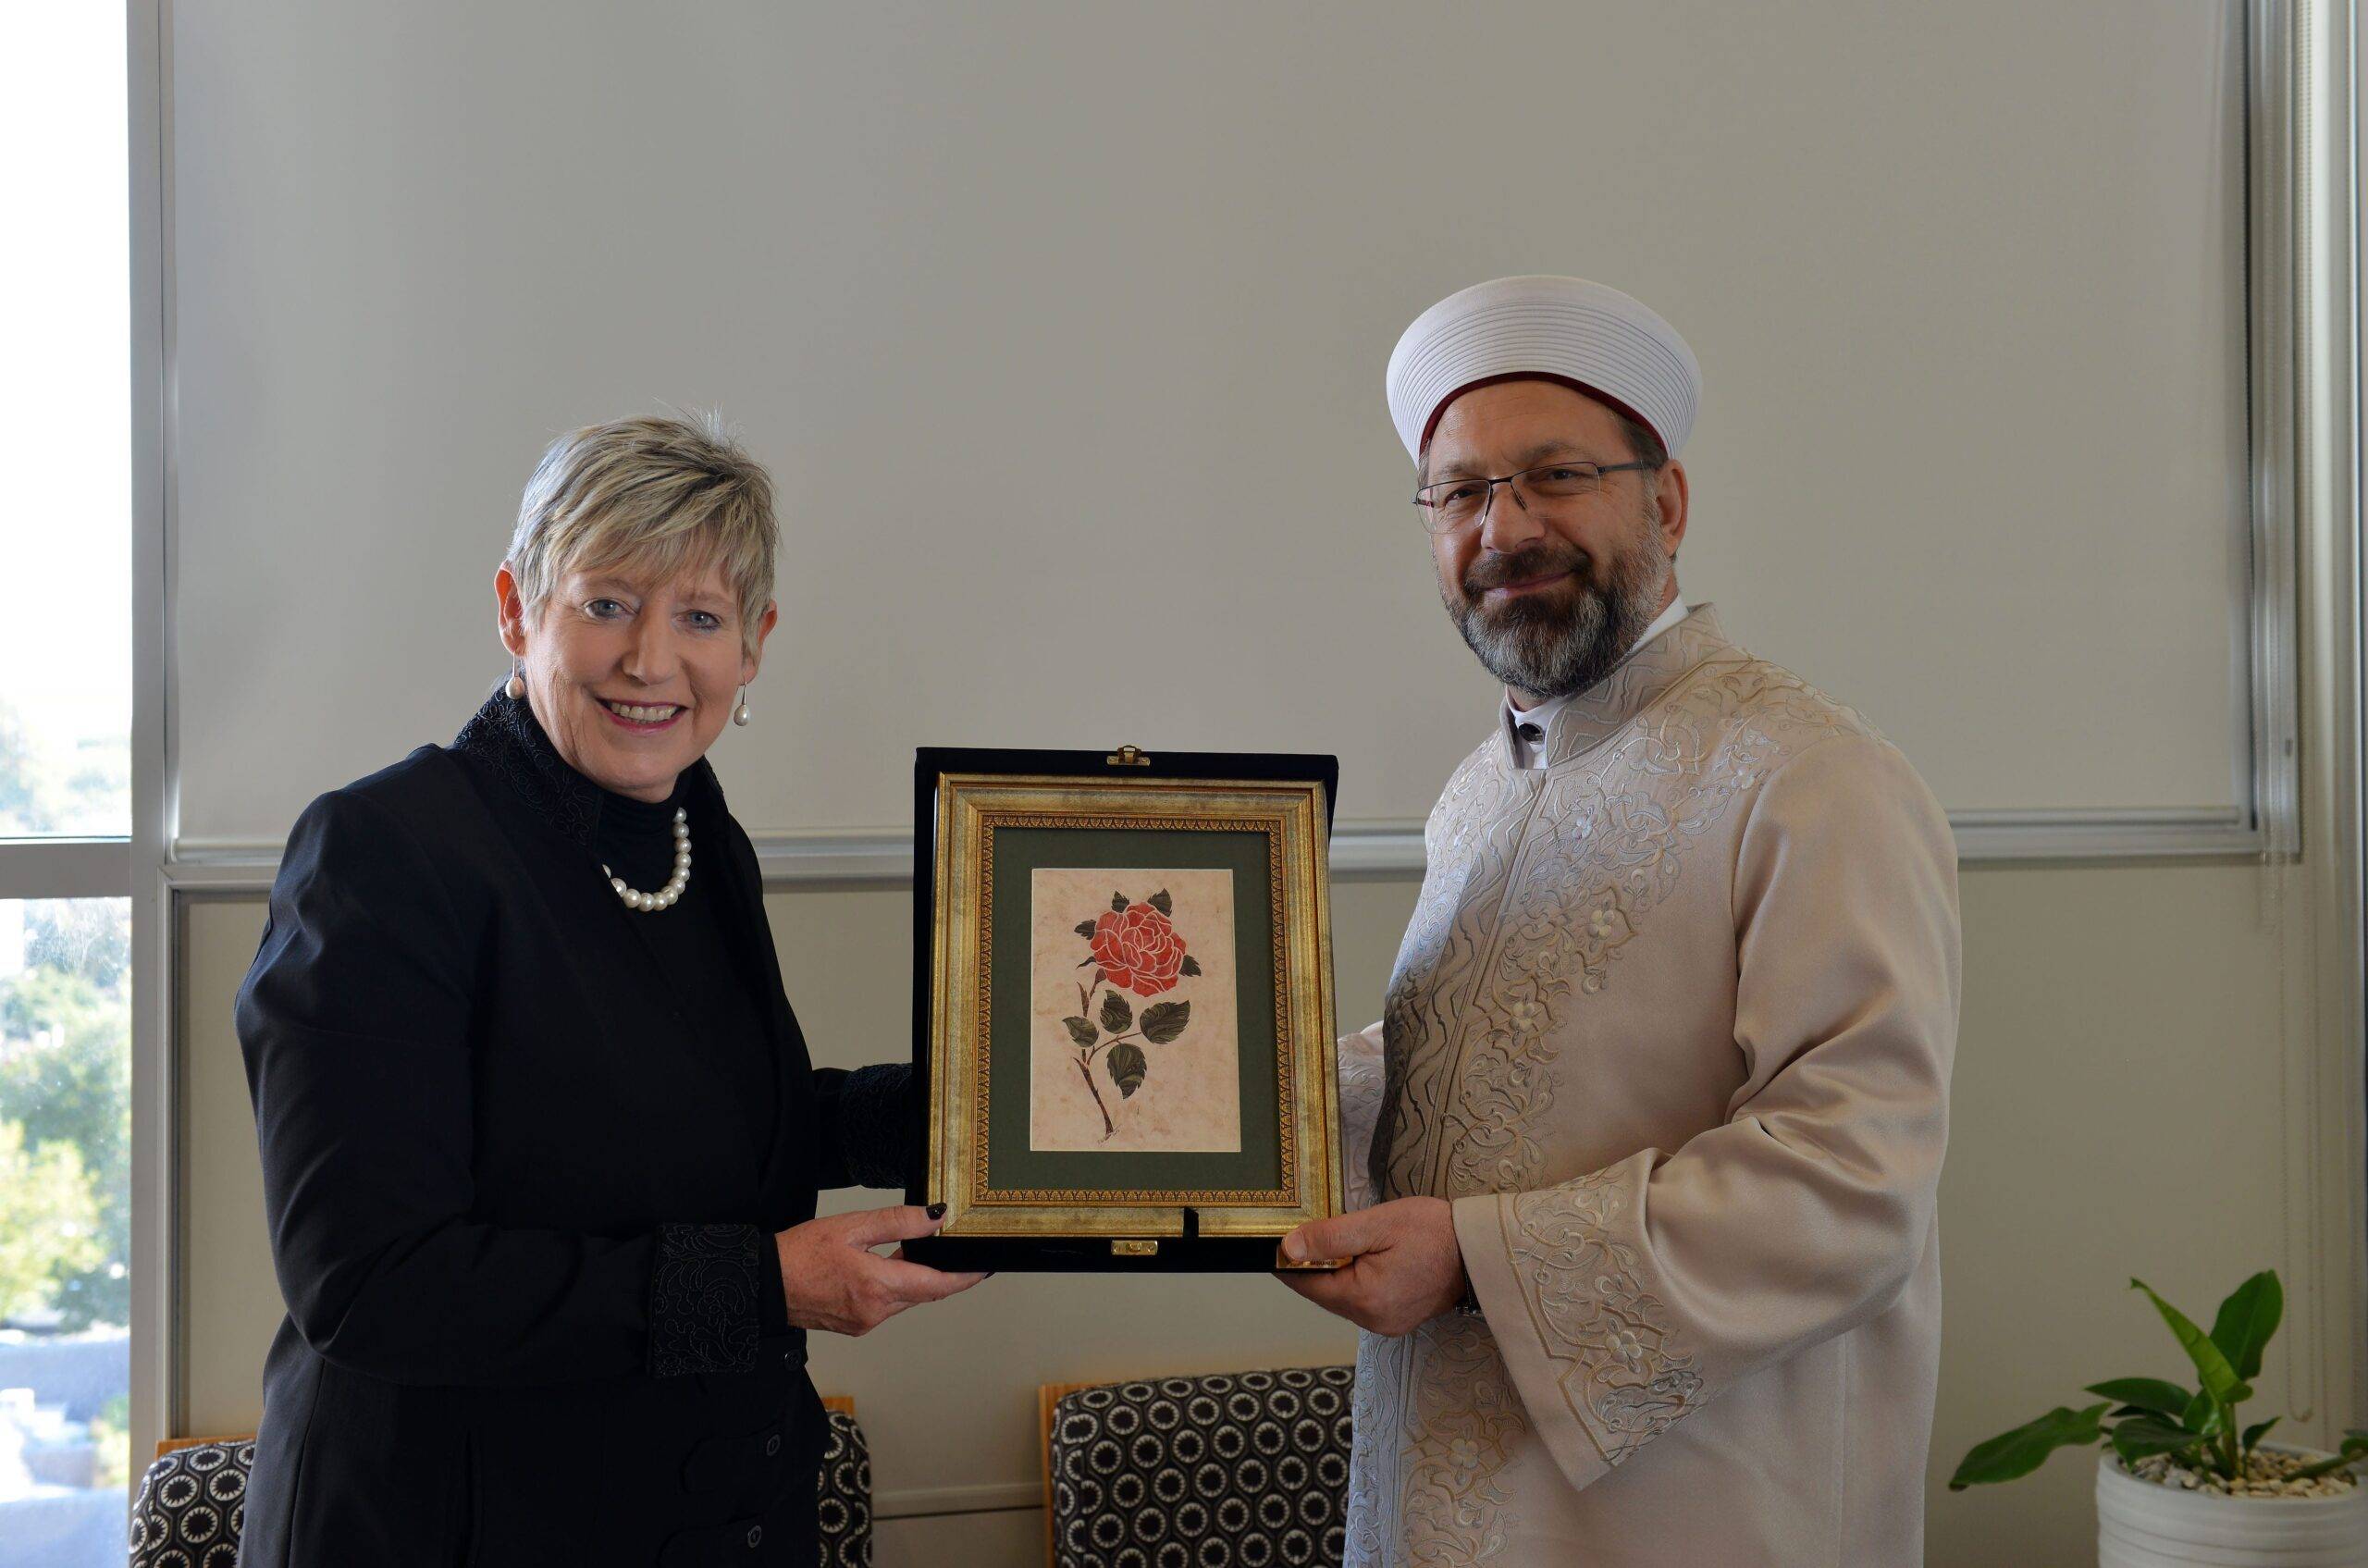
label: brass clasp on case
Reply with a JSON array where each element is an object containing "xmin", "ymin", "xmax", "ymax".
[
  {"xmin": 1105, "ymin": 744, "xmax": 1151, "ymax": 767},
  {"xmin": 1110, "ymin": 1238, "xmax": 1159, "ymax": 1256}
]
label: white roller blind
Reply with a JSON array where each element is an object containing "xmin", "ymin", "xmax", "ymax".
[{"xmin": 169, "ymin": 0, "xmax": 2249, "ymax": 844}]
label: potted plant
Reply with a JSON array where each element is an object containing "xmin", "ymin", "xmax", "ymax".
[{"xmin": 1951, "ymin": 1270, "xmax": 2368, "ymax": 1564}]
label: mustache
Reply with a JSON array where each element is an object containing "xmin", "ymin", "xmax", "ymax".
[{"xmin": 1461, "ymin": 543, "xmax": 1592, "ymax": 599}]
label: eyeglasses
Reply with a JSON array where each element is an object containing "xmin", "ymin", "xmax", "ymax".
[{"xmin": 1412, "ymin": 459, "xmax": 1657, "ymax": 534}]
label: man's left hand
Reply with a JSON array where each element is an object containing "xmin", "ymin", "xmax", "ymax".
[{"xmin": 1275, "ymin": 1196, "xmax": 1467, "ymax": 1336}]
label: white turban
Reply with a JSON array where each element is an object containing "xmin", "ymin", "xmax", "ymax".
[{"xmin": 1385, "ymin": 275, "xmax": 1700, "ymax": 463}]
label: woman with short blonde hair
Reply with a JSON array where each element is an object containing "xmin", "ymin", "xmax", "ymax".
[{"xmin": 237, "ymin": 413, "xmax": 981, "ymax": 1566}]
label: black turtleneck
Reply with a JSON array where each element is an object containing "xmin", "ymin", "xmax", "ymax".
[{"xmin": 592, "ymin": 778, "xmax": 776, "ymax": 1159}]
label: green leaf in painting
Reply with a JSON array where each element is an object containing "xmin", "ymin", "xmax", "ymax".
[
  {"xmin": 1112, "ymin": 892, "xmax": 1128, "ymax": 912},
  {"xmin": 1062, "ymin": 1017, "xmax": 1098, "ymax": 1049},
  {"xmin": 1179, "ymin": 955, "xmax": 1202, "ymax": 977},
  {"xmin": 1100, "ymin": 991, "xmax": 1132, "ymax": 1034},
  {"xmin": 1075, "ymin": 920, "xmax": 1099, "ymax": 939},
  {"xmin": 1149, "ymin": 889, "xmax": 1173, "ymax": 916},
  {"xmin": 2207, "ymin": 1270, "xmax": 2282, "ymax": 1384},
  {"xmin": 2130, "ymin": 1279, "xmax": 2251, "ymax": 1406},
  {"xmin": 1140, "ymin": 1001, "xmax": 1190, "ymax": 1043},
  {"xmin": 2112, "ymin": 1418, "xmax": 2212, "ymax": 1467},
  {"xmin": 2241, "ymin": 1417, "xmax": 2280, "ymax": 1453},
  {"xmin": 2084, "ymin": 1380, "xmax": 2195, "ymax": 1424},
  {"xmin": 1948, "ymin": 1403, "xmax": 2111, "ymax": 1489},
  {"xmin": 1106, "ymin": 1043, "xmax": 1147, "ymax": 1099}
]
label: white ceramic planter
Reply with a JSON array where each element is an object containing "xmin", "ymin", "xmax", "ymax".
[{"xmin": 2097, "ymin": 1448, "xmax": 2368, "ymax": 1567}]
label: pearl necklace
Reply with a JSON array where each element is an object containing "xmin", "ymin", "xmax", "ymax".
[{"xmin": 604, "ymin": 807, "xmax": 692, "ymax": 912}]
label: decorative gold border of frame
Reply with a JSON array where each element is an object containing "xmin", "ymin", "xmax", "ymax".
[{"xmin": 924, "ymin": 774, "xmax": 1340, "ymax": 1240}]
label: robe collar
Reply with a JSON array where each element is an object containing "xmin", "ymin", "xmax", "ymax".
[
  {"xmin": 1505, "ymin": 596, "xmax": 1691, "ymax": 765},
  {"xmin": 451, "ymin": 684, "xmax": 729, "ymax": 847},
  {"xmin": 1492, "ymin": 602, "xmax": 1733, "ymax": 772}
]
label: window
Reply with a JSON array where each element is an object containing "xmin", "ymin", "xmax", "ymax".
[{"xmin": 0, "ymin": 6, "xmax": 138, "ymax": 1564}]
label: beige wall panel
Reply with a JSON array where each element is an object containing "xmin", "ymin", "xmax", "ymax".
[
  {"xmin": 178, "ymin": 896, "xmax": 276, "ymax": 1438},
  {"xmin": 179, "ymin": 861, "xmax": 2320, "ymax": 1566},
  {"xmin": 1926, "ymin": 861, "xmax": 2290, "ymax": 1567},
  {"xmin": 874, "ymin": 1507, "xmax": 1042, "ymax": 1568}
]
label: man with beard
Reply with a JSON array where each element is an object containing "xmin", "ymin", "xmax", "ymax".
[{"xmin": 1278, "ymin": 276, "xmax": 1961, "ymax": 1567}]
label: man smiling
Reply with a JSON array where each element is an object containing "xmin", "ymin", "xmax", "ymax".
[{"xmin": 1279, "ymin": 276, "xmax": 1962, "ymax": 1566}]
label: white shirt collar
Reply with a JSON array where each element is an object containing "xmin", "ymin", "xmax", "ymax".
[{"xmin": 1505, "ymin": 597, "xmax": 1689, "ymax": 769}]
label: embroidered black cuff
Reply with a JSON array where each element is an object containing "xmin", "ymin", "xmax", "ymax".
[
  {"xmin": 834, "ymin": 1062, "xmax": 917, "ymax": 1190},
  {"xmin": 648, "ymin": 1222, "xmax": 764, "ymax": 1377}
]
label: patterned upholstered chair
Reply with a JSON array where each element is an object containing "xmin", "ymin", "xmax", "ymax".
[
  {"xmin": 813, "ymin": 1399, "xmax": 874, "ymax": 1568},
  {"xmin": 128, "ymin": 1404, "xmax": 875, "ymax": 1568},
  {"xmin": 128, "ymin": 1436, "xmax": 251, "ymax": 1568},
  {"xmin": 1040, "ymin": 1365, "xmax": 1355, "ymax": 1568}
]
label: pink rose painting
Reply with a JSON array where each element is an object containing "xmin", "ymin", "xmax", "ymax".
[{"xmin": 1029, "ymin": 868, "xmax": 1241, "ymax": 1153}]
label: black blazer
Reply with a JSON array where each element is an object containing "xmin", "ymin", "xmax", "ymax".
[{"xmin": 234, "ymin": 690, "xmax": 904, "ymax": 1567}]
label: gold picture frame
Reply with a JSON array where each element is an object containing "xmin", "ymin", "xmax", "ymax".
[{"xmin": 912, "ymin": 750, "xmax": 1340, "ymax": 1268}]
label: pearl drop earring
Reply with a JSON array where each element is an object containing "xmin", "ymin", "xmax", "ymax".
[
  {"xmin": 733, "ymin": 686, "xmax": 752, "ymax": 727},
  {"xmin": 504, "ymin": 662, "xmax": 524, "ymax": 699}
]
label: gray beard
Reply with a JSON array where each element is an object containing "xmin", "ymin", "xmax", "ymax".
[{"xmin": 1449, "ymin": 535, "xmax": 1671, "ymax": 703}]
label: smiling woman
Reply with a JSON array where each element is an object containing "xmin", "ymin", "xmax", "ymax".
[
  {"xmin": 231, "ymin": 413, "xmax": 987, "ymax": 1567},
  {"xmin": 494, "ymin": 414, "xmax": 780, "ymax": 804}
]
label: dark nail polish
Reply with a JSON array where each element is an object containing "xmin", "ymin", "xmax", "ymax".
[{"xmin": 926, "ymin": 1202, "xmax": 947, "ymax": 1220}]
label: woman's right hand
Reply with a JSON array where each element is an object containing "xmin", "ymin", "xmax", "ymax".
[{"xmin": 773, "ymin": 1204, "xmax": 988, "ymax": 1337}]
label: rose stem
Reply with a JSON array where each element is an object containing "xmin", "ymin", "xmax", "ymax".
[{"xmin": 1075, "ymin": 1057, "xmax": 1115, "ymax": 1140}]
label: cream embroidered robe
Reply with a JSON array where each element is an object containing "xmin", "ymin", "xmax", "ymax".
[{"xmin": 1338, "ymin": 604, "xmax": 1959, "ymax": 1567}]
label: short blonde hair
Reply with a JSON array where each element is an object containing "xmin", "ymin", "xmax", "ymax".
[{"xmin": 506, "ymin": 412, "xmax": 777, "ymax": 655}]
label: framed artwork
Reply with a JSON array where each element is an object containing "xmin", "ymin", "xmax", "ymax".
[{"xmin": 904, "ymin": 745, "xmax": 1342, "ymax": 1272}]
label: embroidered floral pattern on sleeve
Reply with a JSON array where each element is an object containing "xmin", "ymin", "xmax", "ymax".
[
  {"xmin": 648, "ymin": 1221, "xmax": 764, "ymax": 1377},
  {"xmin": 1503, "ymin": 1173, "xmax": 1706, "ymax": 1466},
  {"xmin": 1337, "ymin": 1028, "xmax": 1388, "ymax": 1213}
]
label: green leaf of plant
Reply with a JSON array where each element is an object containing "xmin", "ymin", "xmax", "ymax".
[
  {"xmin": 2287, "ymin": 1433, "xmax": 2368, "ymax": 1481},
  {"xmin": 1149, "ymin": 889, "xmax": 1173, "ymax": 916},
  {"xmin": 1139, "ymin": 1001, "xmax": 1190, "ymax": 1044},
  {"xmin": 1100, "ymin": 991, "xmax": 1132, "ymax": 1034},
  {"xmin": 1178, "ymin": 955, "xmax": 1202, "ymax": 977},
  {"xmin": 1074, "ymin": 920, "xmax": 1099, "ymax": 939},
  {"xmin": 1948, "ymin": 1403, "xmax": 2111, "ymax": 1490},
  {"xmin": 2085, "ymin": 1380, "xmax": 2195, "ymax": 1423},
  {"xmin": 2112, "ymin": 1417, "xmax": 2213, "ymax": 1467},
  {"xmin": 2207, "ymin": 1270, "xmax": 2282, "ymax": 1384},
  {"xmin": 2180, "ymin": 1389, "xmax": 2219, "ymax": 1436},
  {"xmin": 2131, "ymin": 1279, "xmax": 2251, "ymax": 1406},
  {"xmin": 1062, "ymin": 1017, "xmax": 1098, "ymax": 1049},
  {"xmin": 1112, "ymin": 892, "xmax": 1128, "ymax": 912},
  {"xmin": 2241, "ymin": 1417, "xmax": 2280, "ymax": 1453},
  {"xmin": 1105, "ymin": 1043, "xmax": 1146, "ymax": 1099}
]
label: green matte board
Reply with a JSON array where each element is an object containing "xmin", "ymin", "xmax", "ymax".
[{"xmin": 984, "ymin": 825, "xmax": 1284, "ymax": 1194}]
